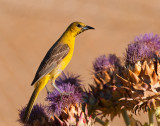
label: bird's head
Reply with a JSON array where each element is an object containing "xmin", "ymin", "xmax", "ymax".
[{"xmin": 68, "ymin": 22, "xmax": 95, "ymax": 37}]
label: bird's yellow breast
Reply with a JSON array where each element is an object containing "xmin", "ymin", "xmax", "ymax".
[{"xmin": 50, "ymin": 32, "xmax": 76, "ymax": 80}]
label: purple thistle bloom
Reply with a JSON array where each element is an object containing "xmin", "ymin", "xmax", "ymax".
[
  {"xmin": 18, "ymin": 104, "xmax": 47, "ymax": 125},
  {"xmin": 126, "ymin": 42, "xmax": 152, "ymax": 64},
  {"xmin": 93, "ymin": 54, "xmax": 120, "ymax": 72},
  {"xmin": 126, "ymin": 33, "xmax": 160, "ymax": 65},
  {"xmin": 134, "ymin": 33, "xmax": 160, "ymax": 51},
  {"xmin": 46, "ymin": 83, "xmax": 83, "ymax": 116},
  {"xmin": 55, "ymin": 72, "xmax": 82, "ymax": 87},
  {"xmin": 46, "ymin": 73, "xmax": 83, "ymax": 116}
]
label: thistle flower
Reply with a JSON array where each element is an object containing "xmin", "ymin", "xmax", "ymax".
[
  {"xmin": 93, "ymin": 54, "xmax": 120, "ymax": 72},
  {"xmin": 46, "ymin": 74, "xmax": 83, "ymax": 116},
  {"xmin": 93, "ymin": 54, "xmax": 122, "ymax": 87},
  {"xmin": 18, "ymin": 104, "xmax": 49, "ymax": 126},
  {"xmin": 126, "ymin": 33, "xmax": 160, "ymax": 65},
  {"xmin": 126, "ymin": 42, "xmax": 152, "ymax": 65},
  {"xmin": 47, "ymin": 83, "xmax": 83, "ymax": 116},
  {"xmin": 117, "ymin": 34, "xmax": 160, "ymax": 113},
  {"xmin": 55, "ymin": 73, "xmax": 82, "ymax": 89},
  {"xmin": 85, "ymin": 54, "xmax": 124, "ymax": 120},
  {"xmin": 47, "ymin": 74, "xmax": 94, "ymax": 126},
  {"xmin": 93, "ymin": 55, "xmax": 110, "ymax": 72}
]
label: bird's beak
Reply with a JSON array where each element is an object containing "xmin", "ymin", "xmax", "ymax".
[{"xmin": 82, "ymin": 25, "xmax": 95, "ymax": 31}]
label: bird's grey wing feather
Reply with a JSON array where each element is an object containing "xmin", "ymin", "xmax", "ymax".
[{"xmin": 31, "ymin": 43, "xmax": 70, "ymax": 85}]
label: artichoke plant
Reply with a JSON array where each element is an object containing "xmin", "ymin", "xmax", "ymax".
[
  {"xmin": 19, "ymin": 73, "xmax": 94, "ymax": 126},
  {"xmin": 19, "ymin": 33, "xmax": 160, "ymax": 126},
  {"xmin": 118, "ymin": 34, "xmax": 160, "ymax": 113},
  {"xmin": 84, "ymin": 54, "xmax": 126, "ymax": 120}
]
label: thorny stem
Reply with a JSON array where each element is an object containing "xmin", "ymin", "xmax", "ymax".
[
  {"xmin": 148, "ymin": 109, "xmax": 154, "ymax": 126},
  {"xmin": 155, "ymin": 107, "xmax": 160, "ymax": 126},
  {"xmin": 121, "ymin": 108, "xmax": 131, "ymax": 126}
]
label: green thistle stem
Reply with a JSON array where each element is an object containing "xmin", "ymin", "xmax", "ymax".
[
  {"xmin": 92, "ymin": 114, "xmax": 110, "ymax": 126},
  {"xmin": 95, "ymin": 117, "xmax": 109, "ymax": 126},
  {"xmin": 148, "ymin": 109, "xmax": 154, "ymax": 126},
  {"xmin": 121, "ymin": 108, "xmax": 131, "ymax": 126},
  {"xmin": 155, "ymin": 107, "xmax": 160, "ymax": 126}
]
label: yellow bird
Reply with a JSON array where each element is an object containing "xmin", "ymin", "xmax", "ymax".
[{"xmin": 23, "ymin": 22, "xmax": 94, "ymax": 123}]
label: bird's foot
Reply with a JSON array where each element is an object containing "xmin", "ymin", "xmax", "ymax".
[
  {"xmin": 60, "ymin": 91, "xmax": 72, "ymax": 96},
  {"xmin": 59, "ymin": 92, "xmax": 71, "ymax": 100}
]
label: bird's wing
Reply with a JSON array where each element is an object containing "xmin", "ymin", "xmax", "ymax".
[{"xmin": 31, "ymin": 42, "xmax": 70, "ymax": 85}]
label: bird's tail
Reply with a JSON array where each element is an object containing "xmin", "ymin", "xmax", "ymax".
[{"xmin": 23, "ymin": 75, "xmax": 50, "ymax": 123}]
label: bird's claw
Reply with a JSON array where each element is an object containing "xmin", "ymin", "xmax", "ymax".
[{"xmin": 60, "ymin": 92, "xmax": 72, "ymax": 96}]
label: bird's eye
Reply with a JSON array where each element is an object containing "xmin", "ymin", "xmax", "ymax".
[{"xmin": 77, "ymin": 24, "xmax": 82, "ymax": 28}]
